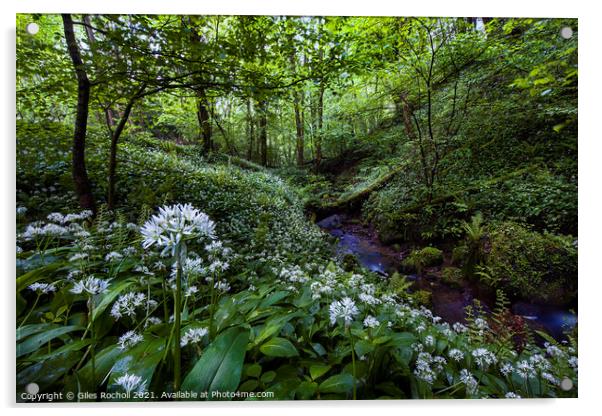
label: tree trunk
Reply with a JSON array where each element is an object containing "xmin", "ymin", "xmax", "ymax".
[
  {"xmin": 62, "ymin": 14, "xmax": 96, "ymax": 212},
  {"xmin": 196, "ymin": 89, "xmax": 212, "ymax": 154},
  {"xmin": 258, "ymin": 100, "xmax": 268, "ymax": 166},
  {"xmin": 293, "ymin": 92, "xmax": 304, "ymax": 166},
  {"xmin": 107, "ymin": 84, "xmax": 146, "ymax": 210},
  {"xmin": 246, "ymin": 98, "xmax": 254, "ymax": 161},
  {"xmin": 315, "ymin": 83, "xmax": 324, "ymax": 168}
]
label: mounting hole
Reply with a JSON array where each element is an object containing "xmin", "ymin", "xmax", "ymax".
[
  {"xmin": 560, "ymin": 377, "xmax": 574, "ymax": 391},
  {"xmin": 25, "ymin": 22, "xmax": 40, "ymax": 35},
  {"xmin": 25, "ymin": 382, "xmax": 39, "ymax": 395},
  {"xmin": 560, "ymin": 26, "xmax": 573, "ymax": 39}
]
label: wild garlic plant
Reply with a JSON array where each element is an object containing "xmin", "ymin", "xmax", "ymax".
[{"xmin": 140, "ymin": 203, "xmax": 217, "ymax": 391}]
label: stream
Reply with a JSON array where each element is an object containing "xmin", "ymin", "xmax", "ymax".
[{"xmin": 317, "ymin": 213, "xmax": 577, "ymax": 341}]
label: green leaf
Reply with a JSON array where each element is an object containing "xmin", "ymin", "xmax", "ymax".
[
  {"xmin": 107, "ymin": 338, "xmax": 166, "ymax": 394},
  {"xmin": 259, "ymin": 337, "xmax": 299, "ymax": 358},
  {"xmin": 245, "ymin": 363, "xmax": 262, "ymax": 378},
  {"xmin": 182, "ymin": 326, "xmax": 250, "ymax": 397},
  {"xmin": 389, "ymin": 332, "xmax": 416, "ymax": 347},
  {"xmin": 296, "ymin": 380, "xmax": 318, "ymax": 399},
  {"xmin": 17, "ymin": 325, "xmax": 83, "ymax": 357},
  {"xmin": 17, "ymin": 323, "xmax": 58, "ymax": 342},
  {"xmin": 354, "ymin": 339, "xmax": 375, "ymax": 357},
  {"xmin": 253, "ymin": 312, "xmax": 299, "ymax": 346},
  {"xmin": 260, "ymin": 370, "xmax": 276, "ymax": 383},
  {"xmin": 16, "ymin": 263, "xmax": 62, "ymax": 292},
  {"xmin": 319, "ymin": 373, "xmax": 354, "ymax": 394},
  {"xmin": 309, "ymin": 364, "xmax": 331, "ymax": 380}
]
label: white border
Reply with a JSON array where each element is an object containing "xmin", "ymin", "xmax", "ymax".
[{"xmin": 3, "ymin": 1, "xmax": 600, "ymax": 415}]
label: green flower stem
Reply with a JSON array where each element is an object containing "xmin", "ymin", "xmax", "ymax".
[
  {"xmin": 209, "ymin": 274, "xmax": 216, "ymax": 340},
  {"xmin": 348, "ymin": 326, "xmax": 357, "ymax": 400},
  {"xmin": 88, "ymin": 297, "xmax": 96, "ymax": 388},
  {"xmin": 173, "ymin": 255, "xmax": 182, "ymax": 391},
  {"xmin": 18, "ymin": 293, "xmax": 41, "ymax": 329}
]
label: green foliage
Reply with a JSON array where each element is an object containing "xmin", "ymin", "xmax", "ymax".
[
  {"xmin": 402, "ymin": 247, "xmax": 443, "ymax": 275},
  {"xmin": 479, "ymin": 222, "xmax": 577, "ymax": 304},
  {"xmin": 441, "ymin": 267, "xmax": 463, "ymax": 288},
  {"xmin": 15, "ymin": 14, "xmax": 577, "ymax": 402}
]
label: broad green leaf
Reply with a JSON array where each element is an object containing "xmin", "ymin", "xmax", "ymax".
[
  {"xmin": 259, "ymin": 337, "xmax": 299, "ymax": 358},
  {"xmin": 107, "ymin": 338, "xmax": 166, "ymax": 395},
  {"xmin": 354, "ymin": 339, "xmax": 375, "ymax": 357},
  {"xmin": 309, "ymin": 364, "xmax": 331, "ymax": 380},
  {"xmin": 17, "ymin": 325, "xmax": 83, "ymax": 357},
  {"xmin": 319, "ymin": 373, "xmax": 354, "ymax": 394},
  {"xmin": 182, "ymin": 326, "xmax": 250, "ymax": 397},
  {"xmin": 296, "ymin": 380, "xmax": 318, "ymax": 399},
  {"xmin": 245, "ymin": 363, "xmax": 262, "ymax": 378},
  {"xmin": 17, "ymin": 323, "xmax": 58, "ymax": 342},
  {"xmin": 16, "ymin": 263, "xmax": 62, "ymax": 292}
]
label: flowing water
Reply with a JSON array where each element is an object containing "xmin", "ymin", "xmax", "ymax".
[{"xmin": 317, "ymin": 213, "xmax": 577, "ymax": 341}]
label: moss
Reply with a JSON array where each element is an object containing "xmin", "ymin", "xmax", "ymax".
[
  {"xmin": 441, "ymin": 267, "xmax": 464, "ymax": 288},
  {"xmin": 388, "ymin": 272, "xmax": 413, "ymax": 295},
  {"xmin": 451, "ymin": 245, "xmax": 469, "ymax": 266},
  {"xmin": 480, "ymin": 222, "xmax": 577, "ymax": 304},
  {"xmin": 412, "ymin": 290, "xmax": 432, "ymax": 307},
  {"xmin": 402, "ymin": 246, "xmax": 444, "ymax": 274}
]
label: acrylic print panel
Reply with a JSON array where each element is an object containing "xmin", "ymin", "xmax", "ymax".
[{"xmin": 15, "ymin": 14, "xmax": 578, "ymax": 402}]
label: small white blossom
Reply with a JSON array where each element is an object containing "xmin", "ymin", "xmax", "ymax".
[
  {"xmin": 448, "ymin": 348, "xmax": 464, "ymax": 362},
  {"xmin": 505, "ymin": 392, "xmax": 521, "ymax": 399},
  {"xmin": 105, "ymin": 251, "xmax": 123, "ymax": 262},
  {"xmin": 71, "ymin": 276, "xmax": 110, "ymax": 295},
  {"xmin": 515, "ymin": 360, "xmax": 536, "ymax": 380},
  {"xmin": 500, "ymin": 362, "xmax": 514, "ymax": 376},
  {"xmin": 115, "ymin": 373, "xmax": 145, "ymax": 393},
  {"xmin": 28, "ymin": 282, "xmax": 56, "ymax": 294},
  {"xmin": 111, "ymin": 292, "xmax": 148, "ymax": 320},
  {"xmin": 180, "ymin": 327, "xmax": 208, "ymax": 346},
  {"xmin": 363, "ymin": 315, "xmax": 380, "ymax": 329},
  {"xmin": 118, "ymin": 331, "xmax": 143, "ymax": 350},
  {"xmin": 472, "ymin": 348, "xmax": 497, "ymax": 369},
  {"xmin": 329, "ymin": 297, "xmax": 359, "ymax": 327},
  {"xmin": 141, "ymin": 203, "xmax": 216, "ymax": 257},
  {"xmin": 459, "ymin": 369, "xmax": 478, "ymax": 395}
]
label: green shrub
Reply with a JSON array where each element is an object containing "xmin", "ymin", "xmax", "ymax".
[
  {"xmin": 412, "ymin": 289, "xmax": 432, "ymax": 307},
  {"xmin": 441, "ymin": 267, "xmax": 464, "ymax": 288},
  {"xmin": 479, "ymin": 222, "xmax": 577, "ymax": 304},
  {"xmin": 451, "ymin": 244, "xmax": 469, "ymax": 266},
  {"xmin": 402, "ymin": 246, "xmax": 443, "ymax": 274}
]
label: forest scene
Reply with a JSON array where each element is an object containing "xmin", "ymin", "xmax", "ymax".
[{"xmin": 16, "ymin": 14, "xmax": 578, "ymax": 401}]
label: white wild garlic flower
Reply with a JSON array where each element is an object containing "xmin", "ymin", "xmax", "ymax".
[
  {"xmin": 140, "ymin": 203, "xmax": 216, "ymax": 257},
  {"xmin": 28, "ymin": 282, "xmax": 57, "ymax": 294},
  {"xmin": 117, "ymin": 331, "xmax": 143, "ymax": 350},
  {"xmin": 115, "ymin": 373, "xmax": 145, "ymax": 393},
  {"xmin": 70, "ymin": 276, "xmax": 110, "ymax": 296},
  {"xmin": 180, "ymin": 327, "xmax": 208, "ymax": 347},
  {"xmin": 329, "ymin": 297, "xmax": 359, "ymax": 327}
]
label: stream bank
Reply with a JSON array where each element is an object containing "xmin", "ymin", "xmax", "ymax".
[{"xmin": 317, "ymin": 213, "xmax": 577, "ymax": 341}]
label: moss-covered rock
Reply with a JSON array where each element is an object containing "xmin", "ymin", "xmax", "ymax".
[
  {"xmin": 478, "ymin": 222, "xmax": 577, "ymax": 304},
  {"xmin": 441, "ymin": 267, "xmax": 464, "ymax": 288},
  {"xmin": 401, "ymin": 246, "xmax": 444, "ymax": 274}
]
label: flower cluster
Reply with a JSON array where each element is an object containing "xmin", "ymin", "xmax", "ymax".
[
  {"xmin": 71, "ymin": 276, "xmax": 110, "ymax": 296},
  {"xmin": 118, "ymin": 331, "xmax": 144, "ymax": 350},
  {"xmin": 115, "ymin": 373, "xmax": 145, "ymax": 393},
  {"xmin": 329, "ymin": 297, "xmax": 359, "ymax": 327},
  {"xmin": 111, "ymin": 292, "xmax": 154, "ymax": 320},
  {"xmin": 141, "ymin": 203, "xmax": 216, "ymax": 256},
  {"xmin": 180, "ymin": 327, "xmax": 208, "ymax": 347},
  {"xmin": 28, "ymin": 282, "xmax": 56, "ymax": 294}
]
